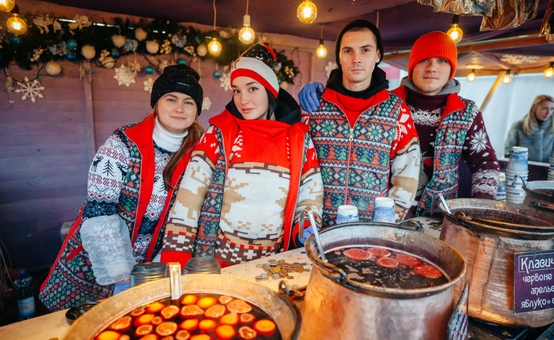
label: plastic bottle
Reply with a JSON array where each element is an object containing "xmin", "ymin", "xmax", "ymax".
[{"xmin": 14, "ymin": 269, "xmax": 36, "ymax": 320}]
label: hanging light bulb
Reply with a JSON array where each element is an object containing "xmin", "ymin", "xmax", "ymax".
[
  {"xmin": 239, "ymin": 0, "xmax": 255, "ymax": 45},
  {"xmin": 315, "ymin": 26, "xmax": 327, "ymax": 58},
  {"xmin": 447, "ymin": 15, "xmax": 463, "ymax": 44},
  {"xmin": 208, "ymin": 37, "xmax": 222, "ymax": 57},
  {"xmin": 502, "ymin": 71, "xmax": 512, "ymax": 84},
  {"xmin": 316, "ymin": 39, "xmax": 327, "ymax": 58},
  {"xmin": 467, "ymin": 70, "xmax": 476, "ymax": 82},
  {"xmin": 0, "ymin": 0, "xmax": 15, "ymax": 13},
  {"xmin": 544, "ymin": 62, "xmax": 554, "ymax": 78},
  {"xmin": 208, "ymin": 0, "xmax": 222, "ymax": 56},
  {"xmin": 297, "ymin": 0, "xmax": 317, "ymax": 24},
  {"xmin": 7, "ymin": 6, "xmax": 27, "ymax": 36}
]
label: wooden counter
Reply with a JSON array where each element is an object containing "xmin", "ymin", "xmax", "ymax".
[{"xmin": 0, "ymin": 216, "xmax": 442, "ymax": 339}]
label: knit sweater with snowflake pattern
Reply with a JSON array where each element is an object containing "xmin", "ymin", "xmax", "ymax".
[{"xmin": 392, "ymin": 78, "xmax": 499, "ymax": 216}]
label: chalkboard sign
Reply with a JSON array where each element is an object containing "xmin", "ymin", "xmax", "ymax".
[
  {"xmin": 514, "ymin": 250, "xmax": 554, "ymax": 313},
  {"xmin": 447, "ymin": 279, "xmax": 470, "ymax": 340}
]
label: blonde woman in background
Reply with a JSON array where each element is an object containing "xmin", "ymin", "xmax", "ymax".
[{"xmin": 504, "ymin": 94, "xmax": 554, "ymax": 163}]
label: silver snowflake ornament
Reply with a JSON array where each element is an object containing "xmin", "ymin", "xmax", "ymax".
[
  {"xmin": 326, "ymin": 61, "xmax": 338, "ymax": 78},
  {"xmin": 219, "ymin": 70, "xmax": 231, "ymax": 92},
  {"xmin": 15, "ymin": 77, "xmax": 45, "ymax": 103},
  {"xmin": 113, "ymin": 64, "xmax": 136, "ymax": 87},
  {"xmin": 144, "ymin": 78, "xmax": 154, "ymax": 93},
  {"xmin": 202, "ymin": 96, "xmax": 212, "ymax": 111}
]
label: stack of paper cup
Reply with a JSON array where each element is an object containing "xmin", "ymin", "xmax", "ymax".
[
  {"xmin": 549, "ymin": 147, "xmax": 554, "ymax": 180},
  {"xmin": 505, "ymin": 147, "xmax": 528, "ymax": 204},
  {"xmin": 496, "ymin": 172, "xmax": 506, "ymax": 201}
]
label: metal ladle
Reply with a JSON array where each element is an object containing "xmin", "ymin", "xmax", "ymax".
[{"xmin": 300, "ymin": 207, "xmax": 327, "ymax": 262}]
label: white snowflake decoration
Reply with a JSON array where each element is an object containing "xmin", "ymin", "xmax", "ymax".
[
  {"xmin": 15, "ymin": 77, "xmax": 45, "ymax": 103},
  {"xmin": 113, "ymin": 64, "xmax": 136, "ymax": 87},
  {"xmin": 202, "ymin": 97, "xmax": 212, "ymax": 111},
  {"xmin": 144, "ymin": 78, "xmax": 154, "ymax": 93},
  {"xmin": 219, "ymin": 70, "xmax": 231, "ymax": 92},
  {"xmin": 326, "ymin": 61, "xmax": 338, "ymax": 78},
  {"xmin": 500, "ymin": 54, "xmax": 539, "ymax": 65}
]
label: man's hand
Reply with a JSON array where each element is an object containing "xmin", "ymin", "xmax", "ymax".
[{"xmin": 299, "ymin": 82, "xmax": 324, "ymax": 113}]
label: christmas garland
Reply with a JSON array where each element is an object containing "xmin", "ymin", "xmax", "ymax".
[{"xmin": 0, "ymin": 14, "xmax": 300, "ymax": 84}]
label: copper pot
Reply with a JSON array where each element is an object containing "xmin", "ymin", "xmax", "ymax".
[
  {"xmin": 522, "ymin": 180, "xmax": 554, "ymax": 212},
  {"xmin": 62, "ymin": 274, "xmax": 301, "ymax": 339},
  {"xmin": 299, "ymin": 222, "xmax": 466, "ymax": 340},
  {"xmin": 439, "ymin": 198, "xmax": 554, "ymax": 327}
]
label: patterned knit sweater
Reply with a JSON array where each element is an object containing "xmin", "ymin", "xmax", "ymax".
[
  {"xmin": 39, "ymin": 114, "xmax": 190, "ymax": 311},
  {"xmin": 393, "ymin": 79, "xmax": 499, "ymax": 216},
  {"xmin": 161, "ymin": 110, "xmax": 323, "ymax": 268},
  {"xmin": 302, "ymin": 86, "xmax": 421, "ymax": 225}
]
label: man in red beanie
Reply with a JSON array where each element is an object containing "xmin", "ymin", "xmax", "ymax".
[
  {"xmin": 301, "ymin": 20, "xmax": 421, "ymax": 225},
  {"xmin": 300, "ymin": 30, "xmax": 499, "ymax": 217}
]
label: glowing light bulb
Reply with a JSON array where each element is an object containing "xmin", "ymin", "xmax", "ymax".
[
  {"xmin": 502, "ymin": 72, "xmax": 512, "ymax": 84},
  {"xmin": 0, "ymin": 0, "xmax": 15, "ymax": 12},
  {"xmin": 239, "ymin": 14, "xmax": 255, "ymax": 45},
  {"xmin": 208, "ymin": 37, "xmax": 222, "ymax": 57},
  {"xmin": 297, "ymin": 0, "xmax": 317, "ymax": 24},
  {"xmin": 316, "ymin": 39, "xmax": 327, "ymax": 58},
  {"xmin": 544, "ymin": 64, "xmax": 554, "ymax": 78},
  {"xmin": 446, "ymin": 15, "xmax": 463, "ymax": 44},
  {"xmin": 7, "ymin": 13, "xmax": 27, "ymax": 36},
  {"xmin": 467, "ymin": 70, "xmax": 476, "ymax": 82}
]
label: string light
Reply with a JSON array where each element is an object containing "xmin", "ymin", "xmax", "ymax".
[
  {"xmin": 7, "ymin": 5, "xmax": 27, "ymax": 36},
  {"xmin": 544, "ymin": 62, "xmax": 554, "ymax": 78},
  {"xmin": 467, "ymin": 70, "xmax": 476, "ymax": 82},
  {"xmin": 447, "ymin": 15, "xmax": 463, "ymax": 44},
  {"xmin": 297, "ymin": 0, "xmax": 317, "ymax": 24},
  {"xmin": 315, "ymin": 26, "xmax": 327, "ymax": 58},
  {"xmin": 0, "ymin": 0, "xmax": 15, "ymax": 13},
  {"xmin": 239, "ymin": 0, "xmax": 255, "ymax": 45},
  {"xmin": 502, "ymin": 71, "xmax": 512, "ymax": 84},
  {"xmin": 208, "ymin": 0, "xmax": 222, "ymax": 56}
]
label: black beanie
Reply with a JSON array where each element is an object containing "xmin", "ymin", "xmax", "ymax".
[
  {"xmin": 335, "ymin": 19, "xmax": 383, "ymax": 67},
  {"xmin": 150, "ymin": 64, "xmax": 204, "ymax": 115}
]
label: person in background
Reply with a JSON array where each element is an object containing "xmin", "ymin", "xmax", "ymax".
[
  {"xmin": 299, "ymin": 19, "xmax": 421, "ymax": 225},
  {"xmin": 504, "ymin": 94, "xmax": 554, "ymax": 163},
  {"xmin": 300, "ymin": 31, "xmax": 499, "ymax": 217},
  {"xmin": 160, "ymin": 43, "xmax": 323, "ymax": 269},
  {"xmin": 39, "ymin": 65, "xmax": 204, "ymax": 311}
]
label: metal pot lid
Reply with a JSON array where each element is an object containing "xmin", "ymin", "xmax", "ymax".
[
  {"xmin": 439, "ymin": 198, "xmax": 554, "ymax": 238},
  {"xmin": 131, "ymin": 262, "xmax": 167, "ymax": 274}
]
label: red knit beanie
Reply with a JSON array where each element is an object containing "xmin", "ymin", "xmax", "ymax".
[
  {"xmin": 231, "ymin": 43, "xmax": 279, "ymax": 98},
  {"xmin": 408, "ymin": 31, "xmax": 458, "ymax": 80}
]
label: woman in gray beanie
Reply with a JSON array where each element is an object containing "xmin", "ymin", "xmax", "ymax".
[{"xmin": 39, "ymin": 64, "xmax": 204, "ymax": 311}]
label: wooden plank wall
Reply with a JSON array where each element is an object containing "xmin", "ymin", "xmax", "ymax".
[{"xmin": 0, "ymin": 3, "xmax": 331, "ymax": 271}]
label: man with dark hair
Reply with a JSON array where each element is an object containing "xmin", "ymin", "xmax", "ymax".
[
  {"xmin": 301, "ymin": 30, "xmax": 499, "ymax": 217},
  {"xmin": 301, "ymin": 19, "xmax": 421, "ymax": 226}
]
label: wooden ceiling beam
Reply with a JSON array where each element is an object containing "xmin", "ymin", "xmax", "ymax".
[{"xmin": 383, "ymin": 34, "xmax": 550, "ymax": 61}]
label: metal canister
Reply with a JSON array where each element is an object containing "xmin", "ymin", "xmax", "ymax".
[
  {"xmin": 183, "ymin": 256, "xmax": 221, "ymax": 274},
  {"xmin": 130, "ymin": 262, "xmax": 168, "ymax": 287}
]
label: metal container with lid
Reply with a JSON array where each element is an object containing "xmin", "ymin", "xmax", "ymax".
[
  {"xmin": 183, "ymin": 256, "xmax": 221, "ymax": 274},
  {"xmin": 130, "ymin": 262, "xmax": 167, "ymax": 287}
]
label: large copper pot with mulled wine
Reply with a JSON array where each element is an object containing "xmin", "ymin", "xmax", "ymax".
[
  {"xmin": 439, "ymin": 198, "xmax": 554, "ymax": 327},
  {"xmin": 299, "ymin": 222, "xmax": 466, "ymax": 340},
  {"xmin": 62, "ymin": 274, "xmax": 301, "ymax": 339}
]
